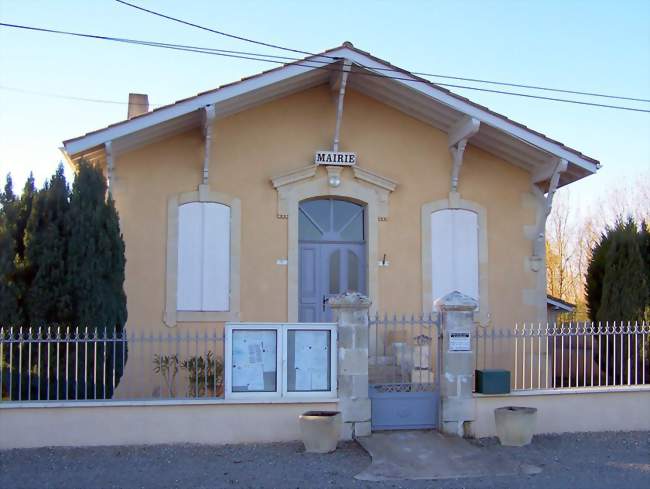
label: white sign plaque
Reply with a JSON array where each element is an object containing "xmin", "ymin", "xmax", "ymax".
[
  {"xmin": 448, "ymin": 332, "xmax": 471, "ymax": 352},
  {"xmin": 314, "ymin": 151, "xmax": 357, "ymax": 166}
]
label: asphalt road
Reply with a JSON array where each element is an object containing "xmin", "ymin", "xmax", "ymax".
[{"xmin": 1, "ymin": 431, "xmax": 648, "ymax": 489}]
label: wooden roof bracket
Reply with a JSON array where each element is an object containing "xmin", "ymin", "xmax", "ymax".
[
  {"xmin": 105, "ymin": 140, "xmax": 114, "ymax": 193},
  {"xmin": 448, "ymin": 116, "xmax": 480, "ymax": 193},
  {"xmin": 202, "ymin": 104, "xmax": 217, "ymax": 186},
  {"xmin": 530, "ymin": 157, "xmax": 568, "ymax": 271},
  {"xmin": 331, "ymin": 59, "xmax": 352, "ymax": 152}
]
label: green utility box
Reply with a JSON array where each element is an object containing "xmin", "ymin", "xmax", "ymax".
[{"xmin": 475, "ymin": 369, "xmax": 511, "ymax": 394}]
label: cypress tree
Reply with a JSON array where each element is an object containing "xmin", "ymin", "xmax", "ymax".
[
  {"xmin": 0, "ymin": 173, "xmax": 16, "ymax": 207},
  {"xmin": 23, "ymin": 165, "xmax": 71, "ymax": 326},
  {"xmin": 12, "ymin": 174, "xmax": 37, "ymax": 322},
  {"xmin": 639, "ymin": 221, "xmax": 650, "ymax": 380},
  {"xmin": 640, "ymin": 221, "xmax": 650, "ymax": 311},
  {"xmin": 66, "ymin": 161, "xmax": 127, "ymax": 398},
  {"xmin": 1, "ymin": 174, "xmax": 37, "ymax": 398},
  {"xmin": 585, "ymin": 229, "xmax": 612, "ymax": 321},
  {"xmin": 104, "ymin": 193, "xmax": 128, "ymax": 332},
  {"xmin": 14, "ymin": 173, "xmax": 36, "ymax": 262},
  {"xmin": 0, "ymin": 174, "xmax": 17, "ymax": 224},
  {"xmin": 0, "ymin": 175, "xmax": 21, "ymax": 326},
  {"xmin": 0, "ymin": 213, "xmax": 19, "ymax": 326},
  {"xmin": 595, "ymin": 219, "xmax": 649, "ymax": 384},
  {"xmin": 597, "ymin": 219, "xmax": 649, "ymax": 322}
]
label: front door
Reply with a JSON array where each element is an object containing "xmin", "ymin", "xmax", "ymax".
[{"xmin": 299, "ymin": 198, "xmax": 366, "ymax": 322}]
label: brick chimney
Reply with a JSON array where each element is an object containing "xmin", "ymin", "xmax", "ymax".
[{"xmin": 127, "ymin": 93, "xmax": 149, "ymax": 119}]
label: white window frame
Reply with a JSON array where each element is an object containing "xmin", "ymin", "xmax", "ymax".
[
  {"xmin": 224, "ymin": 323, "xmax": 337, "ymax": 401},
  {"xmin": 282, "ymin": 324, "xmax": 338, "ymax": 399},
  {"xmin": 164, "ymin": 185, "xmax": 241, "ymax": 327},
  {"xmin": 421, "ymin": 196, "xmax": 489, "ymax": 324},
  {"xmin": 225, "ymin": 324, "xmax": 282, "ymax": 401}
]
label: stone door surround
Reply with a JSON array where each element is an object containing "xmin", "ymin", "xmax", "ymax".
[{"xmin": 272, "ymin": 164, "xmax": 397, "ymax": 321}]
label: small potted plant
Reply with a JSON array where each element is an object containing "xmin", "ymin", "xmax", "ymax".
[
  {"xmin": 181, "ymin": 351, "xmax": 224, "ymax": 397},
  {"xmin": 494, "ymin": 406, "xmax": 538, "ymax": 446},
  {"xmin": 154, "ymin": 351, "xmax": 224, "ymax": 398},
  {"xmin": 153, "ymin": 354, "xmax": 179, "ymax": 397},
  {"xmin": 299, "ymin": 411, "xmax": 342, "ymax": 453}
]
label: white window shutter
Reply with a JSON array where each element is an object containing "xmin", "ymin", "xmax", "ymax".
[
  {"xmin": 452, "ymin": 210, "xmax": 479, "ymax": 301},
  {"xmin": 202, "ymin": 203, "xmax": 230, "ymax": 311},
  {"xmin": 177, "ymin": 203, "xmax": 203, "ymax": 311},
  {"xmin": 431, "ymin": 209, "xmax": 479, "ymax": 304},
  {"xmin": 177, "ymin": 202, "xmax": 231, "ymax": 312},
  {"xmin": 431, "ymin": 210, "xmax": 454, "ymax": 302}
]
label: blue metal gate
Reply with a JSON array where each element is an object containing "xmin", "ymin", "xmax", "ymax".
[{"xmin": 368, "ymin": 314, "xmax": 441, "ymax": 430}]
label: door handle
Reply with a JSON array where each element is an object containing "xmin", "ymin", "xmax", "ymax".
[{"xmin": 322, "ymin": 296, "xmax": 328, "ymax": 312}]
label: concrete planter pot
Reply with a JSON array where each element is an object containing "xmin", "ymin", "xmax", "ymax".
[
  {"xmin": 494, "ymin": 406, "xmax": 537, "ymax": 446},
  {"xmin": 299, "ymin": 411, "xmax": 341, "ymax": 453}
]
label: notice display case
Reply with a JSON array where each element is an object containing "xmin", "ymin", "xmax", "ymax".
[{"xmin": 225, "ymin": 323, "xmax": 337, "ymax": 400}]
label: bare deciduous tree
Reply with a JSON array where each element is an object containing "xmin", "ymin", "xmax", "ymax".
[{"xmin": 545, "ymin": 170, "xmax": 649, "ymax": 320}]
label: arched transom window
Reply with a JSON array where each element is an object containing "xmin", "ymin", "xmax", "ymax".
[{"xmin": 299, "ymin": 198, "xmax": 364, "ymax": 242}]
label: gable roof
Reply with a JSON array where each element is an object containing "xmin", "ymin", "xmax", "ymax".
[
  {"xmin": 546, "ymin": 294, "xmax": 576, "ymax": 312},
  {"xmin": 62, "ymin": 43, "xmax": 599, "ymax": 187}
]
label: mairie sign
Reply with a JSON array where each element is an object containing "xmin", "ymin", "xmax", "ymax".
[{"xmin": 314, "ymin": 151, "xmax": 357, "ymax": 166}]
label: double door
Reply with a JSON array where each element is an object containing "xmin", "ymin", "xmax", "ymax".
[{"xmin": 299, "ymin": 243, "xmax": 366, "ymax": 322}]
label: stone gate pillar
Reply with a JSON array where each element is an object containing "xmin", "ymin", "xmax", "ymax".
[
  {"xmin": 435, "ymin": 290, "xmax": 478, "ymax": 436},
  {"xmin": 329, "ymin": 292, "xmax": 371, "ymax": 440}
]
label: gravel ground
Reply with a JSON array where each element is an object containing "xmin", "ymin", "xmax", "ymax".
[{"xmin": 1, "ymin": 432, "xmax": 648, "ymax": 489}]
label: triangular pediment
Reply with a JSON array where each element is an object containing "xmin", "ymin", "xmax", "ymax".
[{"xmin": 271, "ymin": 164, "xmax": 397, "ymax": 220}]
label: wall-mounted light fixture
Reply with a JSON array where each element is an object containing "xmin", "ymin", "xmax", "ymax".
[{"xmin": 326, "ymin": 166, "xmax": 342, "ymax": 188}]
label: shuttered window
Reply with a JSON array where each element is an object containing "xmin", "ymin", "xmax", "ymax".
[
  {"xmin": 177, "ymin": 202, "xmax": 230, "ymax": 311},
  {"xmin": 430, "ymin": 209, "xmax": 479, "ymax": 302}
]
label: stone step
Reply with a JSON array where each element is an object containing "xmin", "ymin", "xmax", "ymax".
[
  {"xmin": 370, "ymin": 355, "xmax": 397, "ymax": 366},
  {"xmin": 369, "ymin": 364, "xmax": 406, "ymax": 384}
]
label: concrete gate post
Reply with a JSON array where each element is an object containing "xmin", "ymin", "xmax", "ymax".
[
  {"xmin": 329, "ymin": 292, "xmax": 372, "ymax": 440},
  {"xmin": 435, "ymin": 290, "xmax": 478, "ymax": 436}
]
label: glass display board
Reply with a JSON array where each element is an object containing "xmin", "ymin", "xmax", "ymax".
[
  {"xmin": 231, "ymin": 330, "xmax": 277, "ymax": 392},
  {"xmin": 286, "ymin": 330, "xmax": 331, "ymax": 392},
  {"xmin": 225, "ymin": 323, "xmax": 337, "ymax": 399}
]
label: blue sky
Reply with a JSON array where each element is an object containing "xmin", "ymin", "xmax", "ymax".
[{"xmin": 1, "ymin": 0, "xmax": 648, "ymax": 202}]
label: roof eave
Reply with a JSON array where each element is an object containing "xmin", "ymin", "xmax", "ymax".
[
  {"xmin": 546, "ymin": 295, "xmax": 576, "ymax": 312},
  {"xmin": 62, "ymin": 45, "xmax": 599, "ymax": 177},
  {"xmin": 327, "ymin": 48, "xmax": 599, "ymax": 174}
]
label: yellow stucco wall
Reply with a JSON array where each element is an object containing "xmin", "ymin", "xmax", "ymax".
[
  {"xmin": 472, "ymin": 389, "xmax": 650, "ymax": 437},
  {"xmin": 113, "ymin": 85, "xmax": 540, "ymax": 337},
  {"xmin": 0, "ymin": 401, "xmax": 341, "ymax": 448}
]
